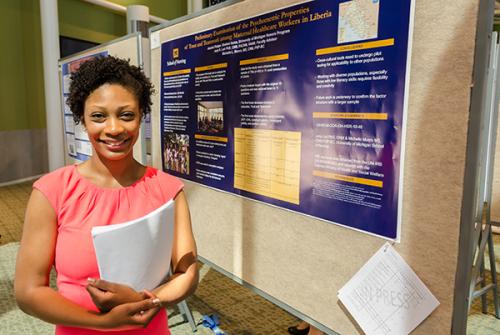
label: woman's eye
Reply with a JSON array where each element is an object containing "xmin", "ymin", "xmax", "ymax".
[
  {"xmin": 90, "ymin": 113, "xmax": 105, "ymax": 121},
  {"xmin": 121, "ymin": 112, "xmax": 136, "ymax": 120}
]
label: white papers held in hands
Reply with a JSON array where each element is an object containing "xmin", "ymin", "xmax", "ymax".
[{"xmin": 91, "ymin": 200, "xmax": 175, "ymax": 292}]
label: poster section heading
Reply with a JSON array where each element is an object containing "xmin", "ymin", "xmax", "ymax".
[
  {"xmin": 61, "ymin": 52, "xmax": 108, "ymax": 162},
  {"xmin": 159, "ymin": 0, "xmax": 412, "ymax": 239}
]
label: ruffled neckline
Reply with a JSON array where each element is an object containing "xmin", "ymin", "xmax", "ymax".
[{"xmin": 71, "ymin": 164, "xmax": 153, "ymax": 192}]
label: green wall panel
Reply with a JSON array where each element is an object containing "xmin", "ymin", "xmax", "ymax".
[
  {"xmin": 59, "ymin": 0, "xmax": 126, "ymax": 43},
  {"xmin": 0, "ymin": 0, "xmax": 45, "ymax": 131},
  {"xmin": 58, "ymin": 0, "xmax": 188, "ymax": 44},
  {"xmin": 22, "ymin": 0, "xmax": 46, "ymax": 130},
  {"xmin": 112, "ymin": 0, "xmax": 187, "ymax": 21}
]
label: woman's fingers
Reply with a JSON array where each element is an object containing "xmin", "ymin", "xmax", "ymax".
[
  {"xmin": 124, "ymin": 298, "xmax": 161, "ymax": 326},
  {"xmin": 86, "ymin": 279, "xmax": 146, "ymax": 313},
  {"xmin": 86, "ymin": 284, "xmax": 104, "ymax": 298},
  {"xmin": 126, "ymin": 297, "xmax": 161, "ymax": 315},
  {"xmin": 103, "ymin": 298, "xmax": 161, "ymax": 328},
  {"xmin": 142, "ymin": 289, "xmax": 156, "ymax": 299},
  {"xmin": 86, "ymin": 284, "xmax": 112, "ymax": 312},
  {"xmin": 132, "ymin": 298, "xmax": 160, "ymax": 325},
  {"xmin": 130, "ymin": 304, "xmax": 161, "ymax": 325},
  {"xmin": 87, "ymin": 278, "xmax": 114, "ymax": 291}
]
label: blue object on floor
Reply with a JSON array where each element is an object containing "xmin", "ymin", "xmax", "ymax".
[{"xmin": 200, "ymin": 314, "xmax": 226, "ymax": 335}]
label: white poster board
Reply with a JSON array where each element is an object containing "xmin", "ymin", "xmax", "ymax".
[{"xmin": 58, "ymin": 33, "xmax": 145, "ymax": 165}]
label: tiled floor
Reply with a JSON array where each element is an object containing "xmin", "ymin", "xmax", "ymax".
[
  {"xmin": 1, "ymin": 181, "xmax": 499, "ymax": 334},
  {"xmin": 0, "ymin": 182, "xmax": 32, "ymax": 244}
]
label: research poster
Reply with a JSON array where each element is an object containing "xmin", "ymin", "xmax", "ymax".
[
  {"xmin": 159, "ymin": 0, "xmax": 413, "ymax": 239},
  {"xmin": 60, "ymin": 52, "xmax": 108, "ymax": 162}
]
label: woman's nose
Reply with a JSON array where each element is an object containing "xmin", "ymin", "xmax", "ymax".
[{"xmin": 105, "ymin": 117, "xmax": 125, "ymax": 135}]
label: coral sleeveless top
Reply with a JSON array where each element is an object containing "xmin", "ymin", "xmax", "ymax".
[{"xmin": 33, "ymin": 164, "xmax": 183, "ymax": 335}]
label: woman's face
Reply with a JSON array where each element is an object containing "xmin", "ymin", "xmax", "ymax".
[{"xmin": 83, "ymin": 83, "xmax": 141, "ymax": 162}]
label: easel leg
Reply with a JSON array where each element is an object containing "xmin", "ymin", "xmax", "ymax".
[
  {"xmin": 480, "ymin": 258, "xmax": 488, "ymax": 313},
  {"xmin": 487, "ymin": 231, "xmax": 500, "ymax": 318}
]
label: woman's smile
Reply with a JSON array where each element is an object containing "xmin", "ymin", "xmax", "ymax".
[{"xmin": 98, "ymin": 137, "xmax": 131, "ymax": 151}]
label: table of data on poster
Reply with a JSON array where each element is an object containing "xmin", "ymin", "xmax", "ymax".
[{"xmin": 159, "ymin": 0, "xmax": 413, "ymax": 239}]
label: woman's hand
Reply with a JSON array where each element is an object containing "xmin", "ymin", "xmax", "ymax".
[
  {"xmin": 86, "ymin": 278, "xmax": 147, "ymax": 312},
  {"xmin": 99, "ymin": 297, "xmax": 161, "ymax": 329}
]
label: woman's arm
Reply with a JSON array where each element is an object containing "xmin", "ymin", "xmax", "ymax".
[
  {"xmin": 14, "ymin": 189, "xmax": 159, "ymax": 329},
  {"xmin": 153, "ymin": 190, "xmax": 199, "ymax": 306}
]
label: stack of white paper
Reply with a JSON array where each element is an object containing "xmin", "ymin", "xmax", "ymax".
[
  {"xmin": 91, "ymin": 200, "xmax": 175, "ymax": 292},
  {"xmin": 338, "ymin": 243, "xmax": 440, "ymax": 335}
]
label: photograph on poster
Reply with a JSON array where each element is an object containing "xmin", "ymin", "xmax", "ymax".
[
  {"xmin": 68, "ymin": 55, "xmax": 96, "ymax": 74},
  {"xmin": 338, "ymin": 0, "xmax": 380, "ymax": 44},
  {"xmin": 197, "ymin": 101, "xmax": 224, "ymax": 134},
  {"xmin": 163, "ymin": 133, "xmax": 190, "ymax": 175}
]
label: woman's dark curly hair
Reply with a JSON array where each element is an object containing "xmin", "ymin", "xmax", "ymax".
[{"xmin": 67, "ymin": 55, "xmax": 154, "ymax": 124}]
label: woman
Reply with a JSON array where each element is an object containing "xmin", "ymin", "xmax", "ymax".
[{"xmin": 15, "ymin": 56, "xmax": 198, "ymax": 334}]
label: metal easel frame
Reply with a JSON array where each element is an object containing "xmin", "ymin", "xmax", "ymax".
[
  {"xmin": 467, "ymin": 29, "xmax": 500, "ymax": 318},
  {"xmin": 452, "ymin": 0, "xmax": 499, "ymax": 333}
]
